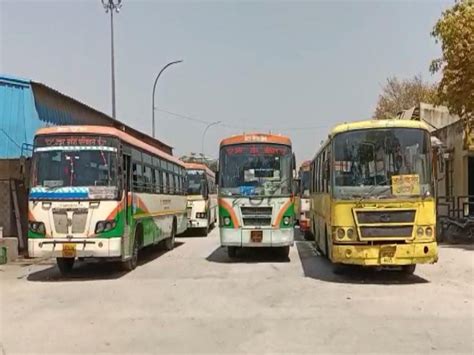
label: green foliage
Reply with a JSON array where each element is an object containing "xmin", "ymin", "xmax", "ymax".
[
  {"xmin": 431, "ymin": 0, "xmax": 474, "ymax": 120},
  {"xmin": 373, "ymin": 75, "xmax": 439, "ymax": 120}
]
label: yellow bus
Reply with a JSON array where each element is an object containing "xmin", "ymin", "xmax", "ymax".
[{"xmin": 309, "ymin": 120, "xmax": 438, "ymax": 274}]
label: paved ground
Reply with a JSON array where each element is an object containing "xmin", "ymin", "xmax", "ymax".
[{"xmin": 1, "ymin": 229, "xmax": 473, "ymax": 354}]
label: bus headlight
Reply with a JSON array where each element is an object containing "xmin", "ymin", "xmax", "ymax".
[
  {"xmin": 425, "ymin": 227, "xmax": 433, "ymax": 237},
  {"xmin": 346, "ymin": 228, "xmax": 355, "ymax": 240},
  {"xmin": 196, "ymin": 212, "xmax": 207, "ymax": 219},
  {"xmin": 223, "ymin": 217, "xmax": 231, "ymax": 226},
  {"xmin": 416, "ymin": 227, "xmax": 424, "ymax": 237},
  {"xmin": 29, "ymin": 221, "xmax": 45, "ymax": 235},
  {"xmin": 283, "ymin": 216, "xmax": 291, "ymax": 226},
  {"xmin": 336, "ymin": 228, "xmax": 345, "ymax": 239},
  {"xmin": 95, "ymin": 220, "xmax": 117, "ymax": 234}
]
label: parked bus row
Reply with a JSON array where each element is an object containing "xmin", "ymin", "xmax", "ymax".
[{"xmin": 27, "ymin": 119, "xmax": 439, "ymax": 275}]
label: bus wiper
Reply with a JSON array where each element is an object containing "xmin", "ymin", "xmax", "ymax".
[{"xmin": 357, "ymin": 178, "xmax": 391, "ymax": 205}]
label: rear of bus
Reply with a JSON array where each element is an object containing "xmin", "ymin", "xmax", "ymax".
[
  {"xmin": 218, "ymin": 133, "xmax": 295, "ymax": 258},
  {"xmin": 185, "ymin": 163, "xmax": 217, "ymax": 236},
  {"xmin": 298, "ymin": 161, "xmax": 311, "ymax": 238},
  {"xmin": 313, "ymin": 120, "xmax": 438, "ymax": 274}
]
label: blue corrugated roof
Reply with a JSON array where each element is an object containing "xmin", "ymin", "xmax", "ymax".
[{"xmin": 0, "ymin": 75, "xmax": 41, "ymax": 157}]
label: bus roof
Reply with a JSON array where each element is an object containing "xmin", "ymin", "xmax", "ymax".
[
  {"xmin": 35, "ymin": 125, "xmax": 185, "ymax": 168},
  {"xmin": 329, "ymin": 119, "xmax": 431, "ymax": 137},
  {"xmin": 220, "ymin": 132, "xmax": 292, "ymax": 147},
  {"xmin": 184, "ymin": 162, "xmax": 215, "ymax": 177}
]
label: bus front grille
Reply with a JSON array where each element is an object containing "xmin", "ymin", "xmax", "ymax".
[
  {"xmin": 53, "ymin": 212, "xmax": 68, "ymax": 234},
  {"xmin": 187, "ymin": 207, "xmax": 192, "ymax": 219},
  {"xmin": 71, "ymin": 210, "xmax": 88, "ymax": 233},
  {"xmin": 242, "ymin": 217, "xmax": 272, "ymax": 226},
  {"xmin": 240, "ymin": 206, "xmax": 273, "ymax": 227},
  {"xmin": 356, "ymin": 210, "xmax": 416, "ymax": 224},
  {"xmin": 360, "ymin": 226, "xmax": 413, "ymax": 238},
  {"xmin": 52, "ymin": 209, "xmax": 88, "ymax": 234}
]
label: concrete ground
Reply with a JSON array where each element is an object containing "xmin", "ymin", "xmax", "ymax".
[{"xmin": 1, "ymin": 229, "xmax": 473, "ymax": 354}]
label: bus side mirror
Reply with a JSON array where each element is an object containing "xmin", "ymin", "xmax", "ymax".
[
  {"xmin": 292, "ymin": 153, "xmax": 296, "ymax": 170},
  {"xmin": 215, "ymin": 171, "xmax": 219, "ymax": 185}
]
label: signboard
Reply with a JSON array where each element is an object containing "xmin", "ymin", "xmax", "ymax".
[
  {"xmin": 35, "ymin": 135, "xmax": 116, "ymax": 148},
  {"xmin": 391, "ymin": 174, "xmax": 420, "ymax": 196}
]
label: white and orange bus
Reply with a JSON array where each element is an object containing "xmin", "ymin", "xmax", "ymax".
[
  {"xmin": 185, "ymin": 163, "xmax": 217, "ymax": 236},
  {"xmin": 217, "ymin": 133, "xmax": 295, "ymax": 258},
  {"xmin": 28, "ymin": 125, "xmax": 187, "ymax": 274}
]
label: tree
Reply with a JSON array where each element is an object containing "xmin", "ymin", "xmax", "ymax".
[
  {"xmin": 431, "ymin": 0, "xmax": 474, "ymax": 123},
  {"xmin": 373, "ymin": 75, "xmax": 439, "ymax": 120}
]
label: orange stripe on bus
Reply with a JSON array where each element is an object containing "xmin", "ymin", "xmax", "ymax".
[
  {"xmin": 273, "ymin": 198, "xmax": 293, "ymax": 227},
  {"xmin": 218, "ymin": 198, "xmax": 239, "ymax": 229}
]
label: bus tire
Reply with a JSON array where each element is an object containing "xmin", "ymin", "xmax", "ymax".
[
  {"xmin": 121, "ymin": 232, "xmax": 139, "ymax": 272},
  {"xmin": 164, "ymin": 219, "xmax": 176, "ymax": 251},
  {"xmin": 401, "ymin": 264, "xmax": 416, "ymax": 275},
  {"xmin": 57, "ymin": 257, "xmax": 74, "ymax": 275},
  {"xmin": 304, "ymin": 230, "xmax": 313, "ymax": 241},
  {"xmin": 227, "ymin": 246, "xmax": 237, "ymax": 258}
]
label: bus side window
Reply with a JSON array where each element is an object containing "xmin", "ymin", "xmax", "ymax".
[{"xmin": 144, "ymin": 166, "xmax": 152, "ymax": 192}]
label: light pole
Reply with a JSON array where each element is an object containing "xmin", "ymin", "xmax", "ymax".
[
  {"xmin": 101, "ymin": 0, "xmax": 122, "ymax": 119},
  {"xmin": 152, "ymin": 60, "xmax": 183, "ymax": 138},
  {"xmin": 201, "ymin": 121, "xmax": 221, "ymax": 156}
]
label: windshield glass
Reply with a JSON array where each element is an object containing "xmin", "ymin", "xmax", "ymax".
[
  {"xmin": 300, "ymin": 170, "xmax": 310, "ymax": 196},
  {"xmin": 32, "ymin": 135, "xmax": 118, "ymax": 198},
  {"xmin": 333, "ymin": 128, "xmax": 432, "ymax": 199},
  {"xmin": 219, "ymin": 143, "xmax": 292, "ymax": 196},
  {"xmin": 186, "ymin": 169, "xmax": 205, "ymax": 195}
]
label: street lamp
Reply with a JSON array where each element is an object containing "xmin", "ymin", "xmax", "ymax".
[
  {"xmin": 152, "ymin": 60, "xmax": 183, "ymax": 138},
  {"xmin": 101, "ymin": 0, "xmax": 122, "ymax": 119},
  {"xmin": 201, "ymin": 121, "xmax": 221, "ymax": 156}
]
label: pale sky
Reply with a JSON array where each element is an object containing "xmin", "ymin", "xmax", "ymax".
[{"xmin": 0, "ymin": 0, "xmax": 450, "ymax": 162}]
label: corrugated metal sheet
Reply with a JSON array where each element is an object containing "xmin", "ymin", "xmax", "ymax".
[
  {"xmin": 0, "ymin": 75, "xmax": 42, "ymax": 157},
  {"xmin": 0, "ymin": 74, "xmax": 173, "ymax": 158}
]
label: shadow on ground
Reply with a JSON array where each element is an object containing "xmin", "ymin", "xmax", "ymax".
[
  {"xmin": 206, "ymin": 245, "xmax": 290, "ymax": 264},
  {"xmin": 25, "ymin": 242, "xmax": 184, "ymax": 282},
  {"xmin": 178, "ymin": 224, "xmax": 216, "ymax": 238},
  {"xmin": 295, "ymin": 234, "xmax": 429, "ymax": 285}
]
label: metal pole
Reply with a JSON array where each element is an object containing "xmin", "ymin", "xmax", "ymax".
[
  {"xmin": 110, "ymin": 9, "xmax": 116, "ymax": 119},
  {"xmin": 201, "ymin": 121, "xmax": 221, "ymax": 156},
  {"xmin": 152, "ymin": 60, "xmax": 183, "ymax": 138},
  {"xmin": 101, "ymin": 0, "xmax": 122, "ymax": 119}
]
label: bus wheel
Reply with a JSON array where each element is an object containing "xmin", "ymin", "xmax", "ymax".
[
  {"xmin": 401, "ymin": 264, "xmax": 416, "ymax": 275},
  {"xmin": 121, "ymin": 236, "xmax": 139, "ymax": 271},
  {"xmin": 227, "ymin": 246, "xmax": 237, "ymax": 258},
  {"xmin": 164, "ymin": 221, "xmax": 176, "ymax": 251},
  {"xmin": 57, "ymin": 257, "xmax": 74, "ymax": 275}
]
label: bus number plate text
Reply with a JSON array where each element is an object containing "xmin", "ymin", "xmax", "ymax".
[
  {"xmin": 62, "ymin": 243, "xmax": 76, "ymax": 258},
  {"xmin": 251, "ymin": 231, "xmax": 263, "ymax": 243}
]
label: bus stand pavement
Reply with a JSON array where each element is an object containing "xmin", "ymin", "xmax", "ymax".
[{"xmin": 0, "ymin": 228, "xmax": 473, "ymax": 354}]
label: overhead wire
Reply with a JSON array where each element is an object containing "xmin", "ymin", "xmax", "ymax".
[{"xmin": 156, "ymin": 108, "xmax": 332, "ymax": 132}]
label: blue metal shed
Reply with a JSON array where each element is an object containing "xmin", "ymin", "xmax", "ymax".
[{"xmin": 0, "ymin": 74, "xmax": 173, "ymax": 158}]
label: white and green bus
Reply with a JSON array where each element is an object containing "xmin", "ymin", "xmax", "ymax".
[
  {"xmin": 28, "ymin": 125, "xmax": 187, "ymax": 274},
  {"xmin": 185, "ymin": 162, "xmax": 217, "ymax": 236},
  {"xmin": 217, "ymin": 133, "xmax": 295, "ymax": 258}
]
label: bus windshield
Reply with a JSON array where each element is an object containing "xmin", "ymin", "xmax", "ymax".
[
  {"xmin": 187, "ymin": 169, "xmax": 205, "ymax": 195},
  {"xmin": 32, "ymin": 135, "xmax": 119, "ymax": 198},
  {"xmin": 333, "ymin": 128, "xmax": 432, "ymax": 199},
  {"xmin": 219, "ymin": 143, "xmax": 292, "ymax": 196}
]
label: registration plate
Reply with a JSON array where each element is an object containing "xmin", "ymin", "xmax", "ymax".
[
  {"xmin": 380, "ymin": 245, "xmax": 397, "ymax": 264},
  {"xmin": 62, "ymin": 243, "xmax": 76, "ymax": 258},
  {"xmin": 250, "ymin": 230, "xmax": 263, "ymax": 243}
]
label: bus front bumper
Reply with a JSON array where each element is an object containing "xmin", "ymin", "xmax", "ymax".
[
  {"xmin": 28, "ymin": 238, "xmax": 122, "ymax": 258},
  {"xmin": 220, "ymin": 228, "xmax": 294, "ymax": 247},
  {"xmin": 331, "ymin": 242, "xmax": 438, "ymax": 266}
]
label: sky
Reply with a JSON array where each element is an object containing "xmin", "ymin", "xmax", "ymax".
[{"xmin": 0, "ymin": 0, "xmax": 450, "ymax": 163}]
